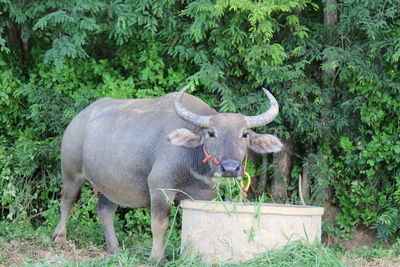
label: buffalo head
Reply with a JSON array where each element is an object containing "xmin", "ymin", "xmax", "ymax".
[{"xmin": 168, "ymin": 85, "xmax": 283, "ymax": 178}]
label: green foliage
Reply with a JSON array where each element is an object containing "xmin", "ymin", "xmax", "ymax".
[
  {"xmin": 325, "ymin": 0, "xmax": 400, "ymax": 240},
  {"xmin": 0, "ymin": 0, "xmax": 399, "ymax": 249}
]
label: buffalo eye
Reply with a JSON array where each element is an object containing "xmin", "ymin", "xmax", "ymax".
[
  {"xmin": 241, "ymin": 132, "xmax": 249, "ymax": 138},
  {"xmin": 207, "ymin": 131, "xmax": 216, "ymax": 138}
]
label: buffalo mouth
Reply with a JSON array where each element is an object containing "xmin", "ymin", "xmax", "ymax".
[{"xmin": 211, "ymin": 163, "xmax": 244, "ymax": 179}]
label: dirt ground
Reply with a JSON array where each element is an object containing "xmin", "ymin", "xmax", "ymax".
[
  {"xmin": 0, "ymin": 240, "xmax": 106, "ymax": 266},
  {"xmin": 1, "ymin": 240, "xmax": 399, "ymax": 266},
  {"xmin": 343, "ymin": 257, "xmax": 400, "ymax": 267}
]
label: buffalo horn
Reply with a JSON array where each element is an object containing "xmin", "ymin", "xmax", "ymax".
[
  {"xmin": 244, "ymin": 88, "xmax": 279, "ymax": 128},
  {"xmin": 174, "ymin": 85, "xmax": 211, "ymax": 127}
]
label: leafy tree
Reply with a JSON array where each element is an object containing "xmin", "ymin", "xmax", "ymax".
[{"xmin": 0, "ymin": 0, "xmax": 399, "ymax": 242}]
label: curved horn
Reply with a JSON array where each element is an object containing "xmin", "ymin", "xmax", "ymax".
[
  {"xmin": 174, "ymin": 85, "xmax": 211, "ymax": 128},
  {"xmin": 245, "ymin": 88, "xmax": 279, "ymax": 128}
]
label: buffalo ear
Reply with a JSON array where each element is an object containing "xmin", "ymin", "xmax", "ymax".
[
  {"xmin": 249, "ymin": 133, "xmax": 284, "ymax": 154},
  {"xmin": 168, "ymin": 128, "xmax": 203, "ymax": 148}
]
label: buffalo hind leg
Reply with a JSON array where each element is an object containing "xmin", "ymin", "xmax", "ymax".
[
  {"xmin": 97, "ymin": 193, "xmax": 119, "ymax": 253},
  {"xmin": 52, "ymin": 172, "xmax": 85, "ymax": 247},
  {"xmin": 150, "ymin": 190, "xmax": 175, "ymax": 262}
]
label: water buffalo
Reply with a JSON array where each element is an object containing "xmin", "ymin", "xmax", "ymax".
[{"xmin": 52, "ymin": 85, "xmax": 283, "ymax": 261}]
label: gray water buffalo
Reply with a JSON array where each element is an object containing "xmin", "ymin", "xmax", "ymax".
[{"xmin": 52, "ymin": 85, "xmax": 283, "ymax": 261}]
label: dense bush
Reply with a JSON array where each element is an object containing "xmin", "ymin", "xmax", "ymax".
[
  {"xmin": 327, "ymin": 0, "xmax": 400, "ymax": 240},
  {"xmin": 0, "ymin": 0, "xmax": 399, "ymax": 242}
]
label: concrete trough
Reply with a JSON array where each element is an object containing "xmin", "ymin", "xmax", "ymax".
[{"xmin": 181, "ymin": 200, "xmax": 324, "ymax": 263}]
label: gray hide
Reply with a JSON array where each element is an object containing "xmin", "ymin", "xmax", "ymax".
[{"xmin": 52, "ymin": 86, "xmax": 283, "ymax": 261}]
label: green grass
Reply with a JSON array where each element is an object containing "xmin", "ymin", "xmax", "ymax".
[
  {"xmin": 71, "ymin": 243, "xmax": 346, "ymax": 267},
  {"xmin": 2, "ymin": 210, "xmax": 399, "ymax": 267},
  {"xmin": 0, "ymin": 220, "xmax": 350, "ymax": 267},
  {"xmin": 2, "ymin": 220, "xmax": 400, "ymax": 267}
]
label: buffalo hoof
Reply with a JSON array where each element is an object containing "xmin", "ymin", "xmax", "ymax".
[
  {"xmin": 52, "ymin": 235, "xmax": 68, "ymax": 249},
  {"xmin": 149, "ymin": 255, "xmax": 169, "ymax": 264},
  {"xmin": 106, "ymin": 246, "xmax": 120, "ymax": 254}
]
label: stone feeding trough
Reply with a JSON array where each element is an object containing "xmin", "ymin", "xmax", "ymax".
[{"xmin": 180, "ymin": 200, "xmax": 324, "ymax": 263}]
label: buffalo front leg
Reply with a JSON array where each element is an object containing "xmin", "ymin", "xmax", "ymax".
[
  {"xmin": 150, "ymin": 190, "xmax": 175, "ymax": 262},
  {"xmin": 52, "ymin": 172, "xmax": 85, "ymax": 247},
  {"xmin": 97, "ymin": 193, "xmax": 119, "ymax": 253}
]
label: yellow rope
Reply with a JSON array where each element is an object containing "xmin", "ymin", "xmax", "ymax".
[{"xmin": 240, "ymin": 171, "xmax": 252, "ymax": 192}]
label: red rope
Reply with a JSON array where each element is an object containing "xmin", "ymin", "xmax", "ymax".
[{"xmin": 202, "ymin": 146, "xmax": 221, "ymax": 165}]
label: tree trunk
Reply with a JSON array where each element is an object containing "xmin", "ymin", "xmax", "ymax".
[
  {"xmin": 7, "ymin": 22, "xmax": 31, "ymax": 74},
  {"xmin": 21, "ymin": 22, "xmax": 31, "ymax": 64},
  {"xmin": 324, "ymin": 0, "xmax": 338, "ymax": 77},
  {"xmin": 315, "ymin": 0, "xmax": 338, "ymax": 208},
  {"xmin": 271, "ymin": 141, "xmax": 293, "ymax": 202},
  {"xmin": 301, "ymin": 154, "xmax": 312, "ymax": 202},
  {"xmin": 255, "ymin": 154, "xmax": 268, "ymax": 196}
]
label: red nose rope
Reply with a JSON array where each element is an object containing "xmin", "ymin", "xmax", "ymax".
[
  {"xmin": 202, "ymin": 146, "xmax": 221, "ymax": 165},
  {"xmin": 202, "ymin": 146, "xmax": 251, "ymax": 199}
]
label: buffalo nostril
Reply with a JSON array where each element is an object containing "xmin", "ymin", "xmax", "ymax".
[
  {"xmin": 221, "ymin": 165, "xmax": 226, "ymax": 172},
  {"xmin": 221, "ymin": 160, "xmax": 241, "ymax": 176}
]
